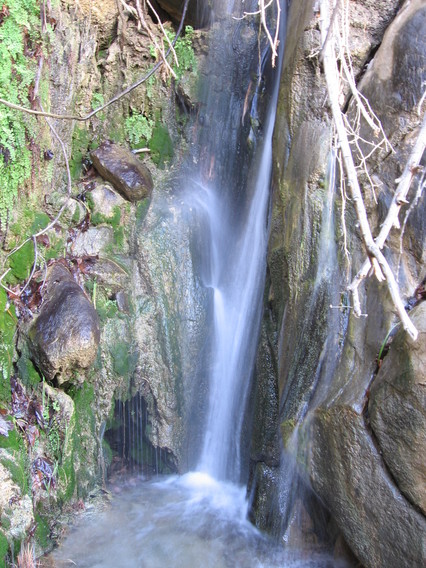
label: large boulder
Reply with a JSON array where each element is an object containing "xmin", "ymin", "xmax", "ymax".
[
  {"xmin": 29, "ymin": 264, "xmax": 100, "ymax": 384},
  {"xmin": 369, "ymin": 303, "xmax": 426, "ymax": 514},
  {"xmin": 305, "ymin": 406, "xmax": 426, "ymax": 568},
  {"xmin": 91, "ymin": 142, "xmax": 153, "ymax": 203}
]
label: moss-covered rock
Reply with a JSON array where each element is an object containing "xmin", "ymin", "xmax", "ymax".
[{"xmin": 0, "ymin": 451, "xmax": 34, "ymax": 555}]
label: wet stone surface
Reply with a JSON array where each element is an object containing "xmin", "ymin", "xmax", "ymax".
[
  {"xmin": 28, "ymin": 264, "xmax": 100, "ymax": 384},
  {"xmin": 91, "ymin": 142, "xmax": 153, "ymax": 203}
]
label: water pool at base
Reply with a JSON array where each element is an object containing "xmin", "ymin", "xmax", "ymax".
[{"xmin": 49, "ymin": 474, "xmax": 348, "ymax": 568}]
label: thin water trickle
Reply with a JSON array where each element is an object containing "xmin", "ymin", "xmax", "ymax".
[{"xmin": 193, "ymin": 0, "xmax": 285, "ymax": 482}]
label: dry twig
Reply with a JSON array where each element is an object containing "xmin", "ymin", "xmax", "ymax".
[{"xmin": 319, "ymin": 0, "xmax": 420, "ymax": 340}]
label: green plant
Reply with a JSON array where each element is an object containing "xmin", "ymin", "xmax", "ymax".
[
  {"xmin": 0, "ymin": 289, "xmax": 17, "ymax": 392},
  {"xmin": 377, "ymin": 323, "xmax": 400, "ymax": 364},
  {"xmin": 125, "ymin": 113, "xmax": 154, "ymax": 147},
  {"xmin": 0, "ymin": 0, "xmax": 41, "ymax": 226},
  {"xmin": 166, "ymin": 26, "xmax": 196, "ymax": 80},
  {"xmin": 91, "ymin": 92, "xmax": 104, "ymax": 111}
]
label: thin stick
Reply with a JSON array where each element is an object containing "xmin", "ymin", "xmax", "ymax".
[
  {"xmin": 320, "ymin": 0, "xmax": 418, "ymax": 339},
  {"xmin": 349, "ymin": 113, "xmax": 426, "ymax": 289}
]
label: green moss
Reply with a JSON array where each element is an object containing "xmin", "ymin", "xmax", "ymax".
[
  {"xmin": 113, "ymin": 225, "xmax": 125, "ymax": 249},
  {"xmin": 108, "ymin": 123, "xmax": 126, "ymax": 144},
  {"xmin": 16, "ymin": 354, "xmax": 41, "ymax": 388},
  {"xmin": 0, "ymin": 427, "xmax": 20, "ymax": 451},
  {"xmin": 148, "ymin": 124, "xmax": 174, "ymax": 168},
  {"xmin": 109, "ymin": 341, "xmax": 137, "ymax": 378},
  {"xmin": 7, "ymin": 240, "xmax": 34, "ymax": 281},
  {"xmin": 96, "ymin": 296, "xmax": 118, "ymax": 322},
  {"xmin": 91, "ymin": 205, "xmax": 121, "ymax": 228},
  {"xmin": 0, "ymin": 0, "xmax": 40, "ymax": 226},
  {"xmin": 0, "ymin": 530, "xmax": 8, "ymax": 568},
  {"xmin": 68, "ymin": 383, "xmax": 97, "ymax": 497},
  {"xmin": 30, "ymin": 212, "xmax": 50, "ymax": 233},
  {"xmin": 42, "ymin": 234, "xmax": 65, "ymax": 261},
  {"xmin": 91, "ymin": 92, "xmax": 104, "ymax": 111},
  {"xmin": 57, "ymin": 461, "xmax": 76, "ymax": 502},
  {"xmin": 0, "ymin": 449, "xmax": 30, "ymax": 495},
  {"xmin": 34, "ymin": 513, "xmax": 51, "ymax": 549},
  {"xmin": 70, "ymin": 125, "xmax": 91, "ymax": 180},
  {"xmin": 0, "ymin": 290, "xmax": 16, "ymax": 393}
]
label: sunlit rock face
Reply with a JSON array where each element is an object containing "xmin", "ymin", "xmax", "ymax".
[{"xmin": 305, "ymin": 406, "xmax": 426, "ymax": 568}]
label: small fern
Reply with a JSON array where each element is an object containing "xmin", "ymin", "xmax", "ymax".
[
  {"xmin": 166, "ymin": 26, "xmax": 196, "ymax": 81},
  {"xmin": 125, "ymin": 113, "xmax": 154, "ymax": 147}
]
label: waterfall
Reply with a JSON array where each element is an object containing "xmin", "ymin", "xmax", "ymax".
[
  {"xmin": 184, "ymin": 0, "xmax": 286, "ymax": 482},
  {"xmin": 50, "ymin": 4, "xmax": 349, "ymax": 566}
]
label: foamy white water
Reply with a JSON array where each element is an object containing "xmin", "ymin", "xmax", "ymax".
[{"xmin": 50, "ymin": 476, "xmax": 343, "ymax": 568}]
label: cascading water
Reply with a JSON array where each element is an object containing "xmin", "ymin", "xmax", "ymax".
[
  {"xmin": 195, "ymin": 22, "xmax": 283, "ymax": 483},
  {"xmin": 49, "ymin": 3, "xmax": 349, "ymax": 566}
]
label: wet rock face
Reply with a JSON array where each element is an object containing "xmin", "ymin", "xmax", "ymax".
[
  {"xmin": 305, "ymin": 406, "xmax": 426, "ymax": 568},
  {"xmin": 29, "ymin": 264, "xmax": 100, "ymax": 384},
  {"xmin": 369, "ymin": 303, "xmax": 426, "ymax": 515},
  {"xmin": 91, "ymin": 142, "xmax": 153, "ymax": 203}
]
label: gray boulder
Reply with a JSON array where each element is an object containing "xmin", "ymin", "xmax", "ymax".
[
  {"xmin": 29, "ymin": 264, "xmax": 100, "ymax": 384},
  {"xmin": 305, "ymin": 406, "xmax": 426, "ymax": 568},
  {"xmin": 91, "ymin": 142, "xmax": 153, "ymax": 203},
  {"xmin": 369, "ymin": 302, "xmax": 426, "ymax": 514}
]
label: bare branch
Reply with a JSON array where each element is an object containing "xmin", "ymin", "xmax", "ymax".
[
  {"xmin": 134, "ymin": 0, "xmax": 176, "ymax": 78},
  {"xmin": 320, "ymin": 0, "xmax": 419, "ymax": 340},
  {"xmin": 349, "ymin": 113, "xmax": 426, "ymax": 288}
]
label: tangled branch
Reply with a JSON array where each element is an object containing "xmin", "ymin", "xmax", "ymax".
[
  {"xmin": 319, "ymin": 0, "xmax": 423, "ymax": 340},
  {"xmin": 235, "ymin": 0, "xmax": 281, "ymax": 67}
]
